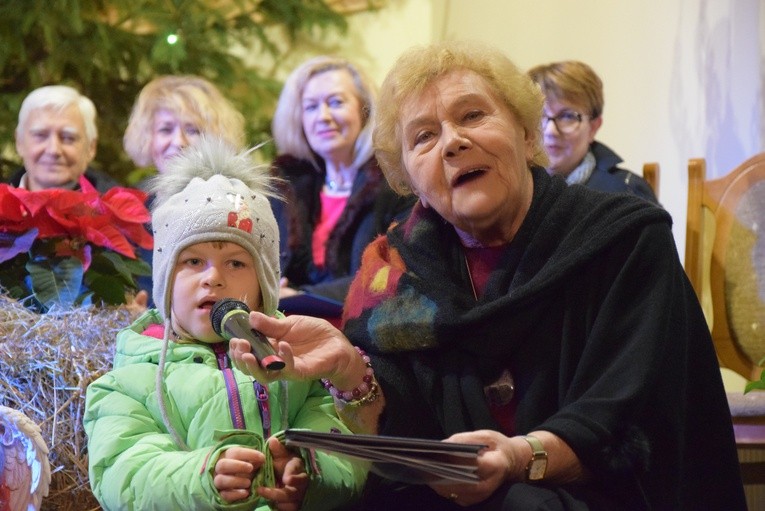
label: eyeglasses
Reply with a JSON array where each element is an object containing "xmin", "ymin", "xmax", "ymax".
[{"xmin": 541, "ymin": 111, "xmax": 588, "ymax": 134}]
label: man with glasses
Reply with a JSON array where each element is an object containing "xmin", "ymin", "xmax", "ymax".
[{"xmin": 528, "ymin": 61, "xmax": 657, "ymax": 203}]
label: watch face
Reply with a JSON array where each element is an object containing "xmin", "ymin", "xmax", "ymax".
[{"xmin": 528, "ymin": 458, "xmax": 548, "ymax": 480}]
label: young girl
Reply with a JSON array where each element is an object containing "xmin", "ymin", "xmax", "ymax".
[{"xmin": 84, "ymin": 138, "xmax": 365, "ymax": 510}]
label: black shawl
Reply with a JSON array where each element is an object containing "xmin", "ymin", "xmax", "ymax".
[{"xmin": 343, "ymin": 167, "xmax": 744, "ymax": 510}]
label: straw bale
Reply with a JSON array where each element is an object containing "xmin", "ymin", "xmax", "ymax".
[{"xmin": 0, "ymin": 292, "xmax": 138, "ymax": 511}]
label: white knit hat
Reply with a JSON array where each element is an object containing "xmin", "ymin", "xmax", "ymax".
[{"xmin": 148, "ymin": 137, "xmax": 280, "ymax": 320}]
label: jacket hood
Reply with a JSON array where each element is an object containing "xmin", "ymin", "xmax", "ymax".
[{"xmin": 113, "ymin": 309, "xmax": 219, "ymax": 369}]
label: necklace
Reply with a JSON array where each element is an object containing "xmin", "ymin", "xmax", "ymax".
[
  {"xmin": 325, "ymin": 178, "xmax": 352, "ymax": 193},
  {"xmin": 325, "ymin": 167, "xmax": 357, "ymax": 193},
  {"xmin": 464, "ymin": 254, "xmax": 478, "ymax": 301}
]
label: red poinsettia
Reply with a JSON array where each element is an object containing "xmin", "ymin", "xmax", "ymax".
[
  {"xmin": 0, "ymin": 176, "xmax": 153, "ymax": 310},
  {"xmin": 0, "ymin": 177, "xmax": 151, "ymax": 265}
]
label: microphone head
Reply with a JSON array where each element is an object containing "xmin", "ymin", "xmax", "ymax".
[{"xmin": 210, "ymin": 299, "xmax": 251, "ymax": 336}]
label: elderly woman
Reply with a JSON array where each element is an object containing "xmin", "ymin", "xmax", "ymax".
[
  {"xmin": 527, "ymin": 61, "xmax": 657, "ymax": 202},
  {"xmin": 123, "ymin": 75, "xmax": 245, "ymax": 177},
  {"xmin": 231, "ymin": 42, "xmax": 744, "ymax": 510},
  {"xmin": 271, "ymin": 56, "xmax": 415, "ymax": 303}
]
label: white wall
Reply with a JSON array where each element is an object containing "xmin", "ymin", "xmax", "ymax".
[
  {"xmin": 319, "ymin": 0, "xmax": 765, "ymax": 258},
  {"xmin": 267, "ymin": 0, "xmax": 433, "ymax": 84}
]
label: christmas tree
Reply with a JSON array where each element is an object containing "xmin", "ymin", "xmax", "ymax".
[{"xmin": 0, "ymin": 0, "xmax": 375, "ymax": 184}]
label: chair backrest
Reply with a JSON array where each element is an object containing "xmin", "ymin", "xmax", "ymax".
[
  {"xmin": 685, "ymin": 153, "xmax": 765, "ymax": 381},
  {"xmin": 642, "ymin": 162, "xmax": 660, "ymax": 197}
]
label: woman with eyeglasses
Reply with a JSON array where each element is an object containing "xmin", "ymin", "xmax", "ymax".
[{"xmin": 528, "ymin": 61, "xmax": 657, "ymax": 203}]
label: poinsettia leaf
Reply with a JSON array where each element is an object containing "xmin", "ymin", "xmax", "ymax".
[
  {"xmin": 101, "ymin": 251, "xmax": 136, "ymax": 284},
  {"xmin": 0, "ymin": 185, "xmax": 29, "ymax": 223},
  {"xmin": 0, "ymin": 229, "xmax": 37, "ymax": 263},
  {"xmin": 26, "ymin": 256, "xmax": 83, "ymax": 310},
  {"xmin": 12, "ymin": 186, "xmax": 60, "ymax": 216},
  {"xmin": 102, "ymin": 188, "xmax": 151, "ymax": 223},
  {"xmin": 81, "ymin": 271, "xmax": 125, "ymax": 305},
  {"xmin": 29, "ymin": 214, "xmax": 70, "ymax": 239},
  {"xmin": 0, "ymin": 256, "xmax": 32, "ymax": 300},
  {"xmin": 87, "ymin": 273, "xmax": 128, "ymax": 305},
  {"xmin": 0, "ymin": 188, "xmax": 64, "ymax": 238},
  {"xmin": 74, "ymin": 290, "xmax": 95, "ymax": 308},
  {"xmin": 45, "ymin": 192, "xmax": 94, "ymax": 232},
  {"xmin": 29, "ymin": 191, "xmax": 89, "ymax": 238},
  {"xmin": 119, "ymin": 222, "xmax": 154, "ymax": 250},
  {"xmin": 78, "ymin": 175, "xmax": 98, "ymax": 195},
  {"xmin": 0, "ymin": 177, "xmax": 155, "ymax": 311},
  {"xmin": 121, "ymin": 255, "xmax": 152, "ymax": 276},
  {"xmin": 58, "ymin": 241, "xmax": 92, "ymax": 271},
  {"xmin": 84, "ymin": 224, "xmax": 136, "ymax": 258},
  {"xmin": 86, "ymin": 251, "xmax": 132, "ymax": 288}
]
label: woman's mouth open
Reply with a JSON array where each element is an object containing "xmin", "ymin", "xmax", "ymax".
[{"xmin": 453, "ymin": 167, "xmax": 487, "ymax": 187}]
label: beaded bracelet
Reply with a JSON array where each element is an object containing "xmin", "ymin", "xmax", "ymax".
[{"xmin": 321, "ymin": 346, "xmax": 380, "ymax": 406}]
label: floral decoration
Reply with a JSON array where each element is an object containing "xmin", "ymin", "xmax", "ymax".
[{"xmin": 0, "ymin": 176, "xmax": 153, "ymax": 311}]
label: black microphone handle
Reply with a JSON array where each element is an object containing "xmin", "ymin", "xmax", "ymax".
[{"xmin": 222, "ymin": 311, "xmax": 285, "ymax": 370}]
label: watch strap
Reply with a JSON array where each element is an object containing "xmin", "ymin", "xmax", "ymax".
[{"xmin": 521, "ymin": 434, "xmax": 547, "ymax": 481}]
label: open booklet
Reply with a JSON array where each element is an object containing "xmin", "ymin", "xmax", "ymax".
[{"xmin": 284, "ymin": 429, "xmax": 486, "ymax": 484}]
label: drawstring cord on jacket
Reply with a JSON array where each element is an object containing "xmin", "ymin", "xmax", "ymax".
[{"xmin": 156, "ymin": 315, "xmax": 191, "ymax": 451}]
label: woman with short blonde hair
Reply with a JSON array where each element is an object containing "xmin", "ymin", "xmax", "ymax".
[{"xmin": 123, "ymin": 75, "xmax": 245, "ymax": 171}]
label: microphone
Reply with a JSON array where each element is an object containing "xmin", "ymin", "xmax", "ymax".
[{"xmin": 210, "ymin": 299, "xmax": 285, "ymax": 371}]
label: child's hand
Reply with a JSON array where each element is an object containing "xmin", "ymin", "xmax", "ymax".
[
  {"xmin": 257, "ymin": 436, "xmax": 309, "ymax": 511},
  {"xmin": 124, "ymin": 289, "xmax": 149, "ymax": 316},
  {"xmin": 214, "ymin": 446, "xmax": 266, "ymax": 502}
]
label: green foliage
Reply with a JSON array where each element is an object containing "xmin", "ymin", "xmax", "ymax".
[
  {"xmin": 746, "ymin": 358, "xmax": 765, "ymax": 393},
  {"xmin": 5, "ymin": 239, "xmax": 152, "ymax": 312},
  {"xmin": 0, "ymin": 0, "xmax": 349, "ymax": 184},
  {"xmin": 27, "ymin": 255, "xmax": 84, "ymax": 310}
]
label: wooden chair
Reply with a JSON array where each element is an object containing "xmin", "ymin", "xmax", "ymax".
[
  {"xmin": 685, "ymin": 153, "xmax": 765, "ymax": 485},
  {"xmin": 642, "ymin": 162, "xmax": 660, "ymax": 197}
]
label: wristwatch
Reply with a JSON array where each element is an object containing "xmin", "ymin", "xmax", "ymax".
[{"xmin": 521, "ymin": 435, "xmax": 548, "ymax": 481}]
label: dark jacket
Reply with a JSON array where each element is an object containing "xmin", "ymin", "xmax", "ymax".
[
  {"xmin": 343, "ymin": 167, "xmax": 745, "ymax": 510},
  {"xmin": 8, "ymin": 166, "xmax": 119, "ymax": 193},
  {"xmin": 272, "ymin": 155, "xmax": 415, "ymax": 302},
  {"xmin": 584, "ymin": 141, "xmax": 658, "ymax": 203}
]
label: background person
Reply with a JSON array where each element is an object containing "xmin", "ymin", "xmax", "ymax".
[
  {"xmin": 123, "ymin": 75, "xmax": 245, "ymax": 179},
  {"xmin": 123, "ymin": 75, "xmax": 248, "ymax": 308},
  {"xmin": 84, "ymin": 138, "xmax": 365, "ymax": 510},
  {"xmin": 10, "ymin": 85, "xmax": 117, "ymax": 192},
  {"xmin": 231, "ymin": 41, "xmax": 744, "ymax": 510},
  {"xmin": 271, "ymin": 56, "xmax": 415, "ymax": 303},
  {"xmin": 528, "ymin": 60, "xmax": 657, "ymax": 202}
]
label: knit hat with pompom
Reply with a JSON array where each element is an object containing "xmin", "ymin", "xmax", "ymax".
[{"xmin": 147, "ymin": 137, "xmax": 280, "ymax": 320}]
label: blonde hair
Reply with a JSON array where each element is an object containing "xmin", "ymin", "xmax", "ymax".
[
  {"xmin": 123, "ymin": 75, "xmax": 245, "ymax": 167},
  {"xmin": 271, "ymin": 56, "xmax": 377, "ymax": 170},
  {"xmin": 527, "ymin": 60, "xmax": 604, "ymax": 118},
  {"xmin": 374, "ymin": 41, "xmax": 548, "ymax": 195}
]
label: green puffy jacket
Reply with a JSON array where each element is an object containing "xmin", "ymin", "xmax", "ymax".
[{"xmin": 84, "ymin": 309, "xmax": 366, "ymax": 510}]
